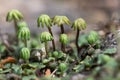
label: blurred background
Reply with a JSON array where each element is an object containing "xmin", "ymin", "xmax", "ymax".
[{"xmin": 0, "ymin": 0, "xmax": 120, "ymax": 35}]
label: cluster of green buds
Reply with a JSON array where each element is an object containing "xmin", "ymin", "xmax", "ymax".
[
  {"xmin": 17, "ymin": 21, "xmax": 28, "ymax": 29},
  {"xmin": 87, "ymin": 31, "xmax": 99, "ymax": 45},
  {"xmin": 71, "ymin": 18, "xmax": 86, "ymax": 31},
  {"xmin": 40, "ymin": 32, "xmax": 53, "ymax": 43},
  {"xmin": 37, "ymin": 14, "xmax": 52, "ymax": 27},
  {"xmin": 59, "ymin": 34, "xmax": 68, "ymax": 52},
  {"xmin": 53, "ymin": 16, "xmax": 71, "ymax": 27},
  {"xmin": 17, "ymin": 27, "xmax": 30, "ymax": 47},
  {"xmin": 6, "ymin": 9, "xmax": 23, "ymax": 22},
  {"xmin": 17, "ymin": 27, "xmax": 30, "ymax": 41},
  {"xmin": 59, "ymin": 34, "xmax": 68, "ymax": 45},
  {"xmin": 20, "ymin": 47, "xmax": 30, "ymax": 62},
  {"xmin": 40, "ymin": 32, "xmax": 53, "ymax": 53}
]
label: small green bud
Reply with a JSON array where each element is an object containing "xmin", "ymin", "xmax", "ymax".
[
  {"xmin": 59, "ymin": 34, "xmax": 68, "ymax": 44},
  {"xmin": 6, "ymin": 9, "xmax": 23, "ymax": 22},
  {"xmin": 42, "ymin": 59, "xmax": 50, "ymax": 64},
  {"xmin": 48, "ymin": 52, "xmax": 52, "ymax": 57},
  {"xmin": 17, "ymin": 27, "xmax": 30, "ymax": 41},
  {"xmin": 53, "ymin": 16, "xmax": 71, "ymax": 26},
  {"xmin": 17, "ymin": 21, "xmax": 28, "ymax": 29},
  {"xmin": 90, "ymin": 31, "xmax": 99, "ymax": 39},
  {"xmin": 58, "ymin": 51, "xmax": 64, "ymax": 58},
  {"xmin": 87, "ymin": 31, "xmax": 99, "ymax": 44},
  {"xmin": 37, "ymin": 14, "xmax": 52, "ymax": 28},
  {"xmin": 52, "ymin": 51, "xmax": 59, "ymax": 58},
  {"xmin": 59, "ymin": 63, "xmax": 67, "ymax": 72},
  {"xmin": 87, "ymin": 34, "xmax": 96, "ymax": 44},
  {"xmin": 72, "ymin": 18, "xmax": 86, "ymax": 31},
  {"xmin": 40, "ymin": 32, "xmax": 53, "ymax": 43},
  {"xmin": 31, "ymin": 39, "xmax": 38, "ymax": 48},
  {"xmin": 20, "ymin": 47, "xmax": 30, "ymax": 60}
]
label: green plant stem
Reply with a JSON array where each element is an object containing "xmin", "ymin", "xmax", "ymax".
[
  {"xmin": 14, "ymin": 19, "xmax": 19, "ymax": 44},
  {"xmin": 13, "ymin": 19, "xmax": 18, "ymax": 35},
  {"xmin": 60, "ymin": 24, "xmax": 64, "ymax": 34},
  {"xmin": 26, "ymin": 60, "xmax": 29, "ymax": 63},
  {"xmin": 48, "ymin": 27, "xmax": 56, "ymax": 51},
  {"xmin": 61, "ymin": 43, "xmax": 65, "ymax": 53},
  {"xmin": 60, "ymin": 24, "xmax": 65, "ymax": 52},
  {"xmin": 50, "ymin": 68, "xmax": 58, "ymax": 77},
  {"xmin": 76, "ymin": 29, "xmax": 80, "ymax": 54},
  {"xmin": 24, "ymin": 40, "xmax": 27, "ymax": 47},
  {"xmin": 45, "ymin": 42, "xmax": 48, "ymax": 54}
]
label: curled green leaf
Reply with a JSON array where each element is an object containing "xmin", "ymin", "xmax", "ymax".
[
  {"xmin": 37, "ymin": 14, "xmax": 52, "ymax": 28},
  {"xmin": 40, "ymin": 32, "xmax": 53, "ymax": 43},
  {"xmin": 6, "ymin": 9, "xmax": 23, "ymax": 22},
  {"xmin": 53, "ymin": 16, "xmax": 71, "ymax": 26}
]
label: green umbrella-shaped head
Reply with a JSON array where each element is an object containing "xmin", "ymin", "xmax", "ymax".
[
  {"xmin": 72, "ymin": 18, "xmax": 86, "ymax": 31},
  {"xmin": 40, "ymin": 32, "xmax": 53, "ymax": 43},
  {"xmin": 87, "ymin": 31, "xmax": 99, "ymax": 44},
  {"xmin": 17, "ymin": 21, "xmax": 28, "ymax": 29},
  {"xmin": 59, "ymin": 34, "xmax": 68, "ymax": 44},
  {"xmin": 17, "ymin": 27, "xmax": 30, "ymax": 41},
  {"xmin": 53, "ymin": 16, "xmax": 71, "ymax": 26},
  {"xmin": 6, "ymin": 9, "xmax": 23, "ymax": 22},
  {"xmin": 20, "ymin": 47, "xmax": 30, "ymax": 60},
  {"xmin": 37, "ymin": 14, "xmax": 52, "ymax": 28}
]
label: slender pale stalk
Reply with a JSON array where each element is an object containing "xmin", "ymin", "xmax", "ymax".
[
  {"xmin": 50, "ymin": 68, "xmax": 58, "ymax": 77},
  {"xmin": 48, "ymin": 27, "xmax": 56, "ymax": 51}
]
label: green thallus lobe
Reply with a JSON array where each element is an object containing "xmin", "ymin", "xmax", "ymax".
[{"xmin": 40, "ymin": 32, "xmax": 53, "ymax": 53}]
